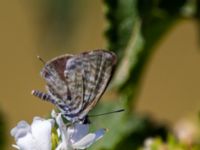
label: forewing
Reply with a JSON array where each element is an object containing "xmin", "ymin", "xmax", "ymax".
[
  {"xmin": 77, "ymin": 50, "xmax": 117, "ymax": 119},
  {"xmin": 41, "ymin": 55, "xmax": 72, "ymax": 103}
]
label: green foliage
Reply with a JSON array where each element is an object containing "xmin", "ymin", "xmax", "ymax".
[
  {"xmin": 89, "ymin": 0, "xmax": 200, "ymax": 150},
  {"xmin": 104, "ymin": 0, "xmax": 139, "ymax": 60},
  {"xmin": 90, "ymin": 102, "xmax": 167, "ymax": 150},
  {"xmin": 105, "ymin": 0, "xmax": 191, "ymax": 104}
]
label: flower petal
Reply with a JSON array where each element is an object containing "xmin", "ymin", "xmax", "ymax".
[
  {"xmin": 56, "ymin": 114, "xmax": 72, "ymax": 149},
  {"xmin": 11, "ymin": 117, "xmax": 54, "ymax": 150},
  {"xmin": 72, "ymin": 128, "xmax": 106, "ymax": 149},
  {"xmin": 31, "ymin": 117, "xmax": 54, "ymax": 150},
  {"xmin": 71, "ymin": 123, "xmax": 89, "ymax": 143},
  {"xmin": 10, "ymin": 121, "xmax": 30, "ymax": 140},
  {"xmin": 56, "ymin": 114, "xmax": 69, "ymax": 140},
  {"xmin": 15, "ymin": 133, "xmax": 37, "ymax": 150}
]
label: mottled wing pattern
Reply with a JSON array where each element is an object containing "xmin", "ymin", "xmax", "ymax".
[
  {"xmin": 40, "ymin": 50, "xmax": 117, "ymax": 122},
  {"xmin": 71, "ymin": 50, "xmax": 117, "ymax": 120}
]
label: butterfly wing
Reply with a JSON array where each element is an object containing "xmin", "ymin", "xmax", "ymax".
[
  {"xmin": 76, "ymin": 50, "xmax": 117, "ymax": 119},
  {"xmin": 41, "ymin": 54, "xmax": 84, "ymax": 116},
  {"xmin": 41, "ymin": 50, "xmax": 117, "ymax": 122}
]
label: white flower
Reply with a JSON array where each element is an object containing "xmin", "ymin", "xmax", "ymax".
[
  {"xmin": 55, "ymin": 114, "xmax": 107, "ymax": 150},
  {"xmin": 10, "ymin": 117, "xmax": 54, "ymax": 150},
  {"xmin": 11, "ymin": 111, "xmax": 107, "ymax": 150}
]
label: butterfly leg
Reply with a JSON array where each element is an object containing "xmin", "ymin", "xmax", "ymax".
[{"xmin": 31, "ymin": 90, "xmax": 57, "ymax": 104}]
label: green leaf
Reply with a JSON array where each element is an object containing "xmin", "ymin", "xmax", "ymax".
[
  {"xmin": 90, "ymin": 0, "xmax": 200, "ymax": 149},
  {"xmin": 106, "ymin": 0, "xmax": 190, "ymax": 106},
  {"xmin": 89, "ymin": 101, "xmax": 167, "ymax": 150},
  {"xmin": 104, "ymin": 0, "xmax": 139, "ymax": 61}
]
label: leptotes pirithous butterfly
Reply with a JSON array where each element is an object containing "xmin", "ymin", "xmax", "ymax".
[{"xmin": 32, "ymin": 50, "xmax": 117, "ymax": 123}]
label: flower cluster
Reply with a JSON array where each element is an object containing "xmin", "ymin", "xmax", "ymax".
[{"xmin": 11, "ymin": 111, "xmax": 106, "ymax": 150}]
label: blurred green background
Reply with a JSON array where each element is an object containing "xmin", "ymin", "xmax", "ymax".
[{"xmin": 0, "ymin": 0, "xmax": 200, "ymax": 150}]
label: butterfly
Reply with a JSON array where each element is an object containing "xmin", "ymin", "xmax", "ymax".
[{"xmin": 32, "ymin": 49, "xmax": 117, "ymax": 123}]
